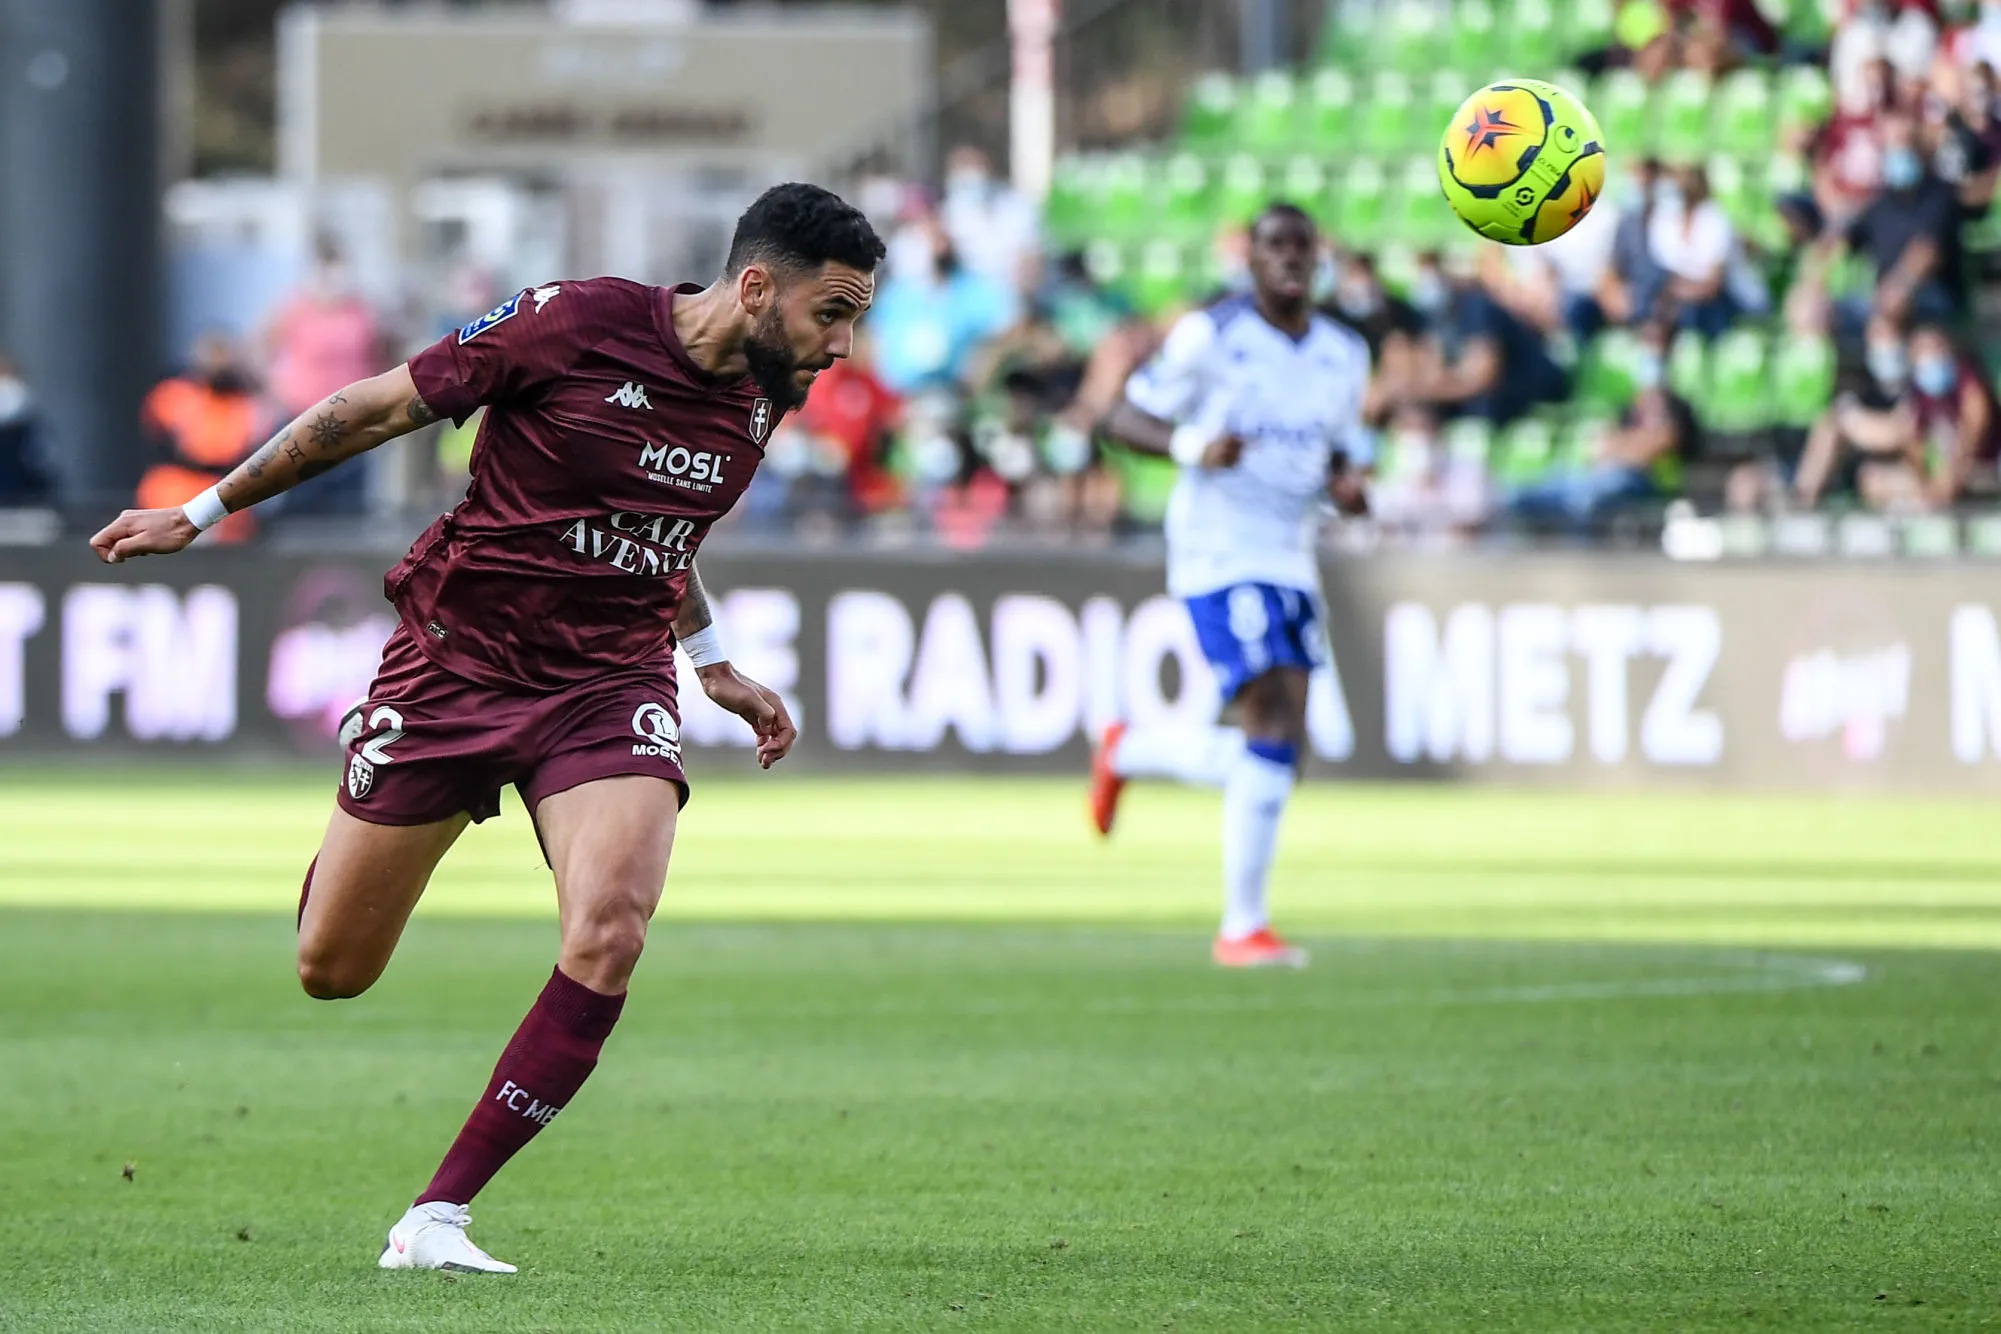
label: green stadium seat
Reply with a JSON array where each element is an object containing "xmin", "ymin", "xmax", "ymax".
[
  {"xmin": 1213, "ymin": 154, "xmax": 1269, "ymax": 228},
  {"xmin": 1236, "ymin": 71, "xmax": 1298, "ymax": 157},
  {"xmin": 1777, "ymin": 66, "xmax": 1833, "ymax": 137},
  {"xmin": 1391, "ymin": 154, "xmax": 1455, "ymax": 249},
  {"xmin": 1505, "ymin": 0, "xmax": 1562, "ymax": 78},
  {"xmin": 1657, "ymin": 71, "xmax": 1713, "ymax": 162},
  {"xmin": 1301, "ymin": 69, "xmax": 1356, "ymax": 153},
  {"xmin": 1130, "ymin": 239, "xmax": 1193, "ymax": 317},
  {"xmin": 1781, "ymin": 0, "xmax": 1834, "ymax": 48},
  {"xmin": 1771, "ymin": 332, "xmax": 1836, "ymax": 428},
  {"xmin": 1043, "ymin": 156, "xmax": 1097, "ymax": 247},
  {"xmin": 1155, "ymin": 154, "xmax": 1213, "ymax": 241},
  {"xmin": 1316, "ymin": 2, "xmax": 1373, "ymax": 69},
  {"xmin": 1181, "ymin": 72, "xmax": 1238, "ymax": 151},
  {"xmin": 1668, "ymin": 330, "xmax": 1707, "ymax": 400},
  {"xmin": 1714, "ymin": 69, "xmax": 1776, "ymax": 160},
  {"xmin": 1098, "ymin": 154, "xmax": 1151, "ymax": 237},
  {"xmin": 1424, "ymin": 70, "xmax": 1470, "ymax": 149},
  {"xmin": 1362, "ymin": 73, "xmax": 1420, "ymax": 156},
  {"xmin": 1577, "ymin": 327, "xmax": 1641, "ymax": 412},
  {"xmin": 1494, "ymin": 418, "xmax": 1562, "ymax": 487},
  {"xmin": 1590, "ymin": 69, "xmax": 1653, "ymax": 158},
  {"xmin": 1563, "ymin": 0, "xmax": 1617, "ymax": 61},
  {"xmin": 1387, "ymin": 1, "xmax": 1445, "ymax": 76},
  {"xmin": 1332, "ymin": 158, "xmax": 1390, "ymax": 248},
  {"xmin": 1447, "ymin": 0, "xmax": 1499, "ymax": 75},
  {"xmin": 1083, "ymin": 239, "xmax": 1126, "ymax": 291},
  {"xmin": 1706, "ymin": 154, "xmax": 1768, "ymax": 234},
  {"xmin": 1559, "ymin": 414, "xmax": 1616, "ymax": 471},
  {"xmin": 1276, "ymin": 156, "xmax": 1328, "ymax": 212},
  {"xmin": 1704, "ymin": 327, "xmax": 1773, "ymax": 432}
]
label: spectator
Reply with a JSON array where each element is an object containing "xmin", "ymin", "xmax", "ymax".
[
  {"xmin": 1929, "ymin": 59, "xmax": 2001, "ymax": 213},
  {"xmin": 1368, "ymin": 403, "xmax": 1490, "ymax": 542},
  {"xmin": 1831, "ymin": 1, "xmax": 1938, "ymax": 118},
  {"xmin": 1648, "ymin": 162, "xmax": 1765, "ymax": 337},
  {"xmin": 263, "ymin": 237, "xmax": 383, "ymax": 516},
  {"xmin": 1408, "ymin": 250, "xmax": 1569, "ymax": 426},
  {"xmin": 1811, "ymin": 56, "xmax": 1897, "ymax": 222},
  {"xmin": 937, "ymin": 146, "xmax": 1041, "ymax": 297},
  {"xmin": 1840, "ymin": 109, "xmax": 1968, "ymax": 324},
  {"xmin": 1905, "ymin": 320, "xmax": 1999, "ymax": 506},
  {"xmin": 1480, "ymin": 187, "xmax": 1622, "ymax": 343},
  {"xmin": 868, "ymin": 216, "xmax": 1016, "ymax": 397},
  {"xmin": 1664, "ymin": 0, "xmax": 1779, "ymax": 59},
  {"xmin": 1788, "ymin": 313, "xmax": 1922, "ymax": 507},
  {"xmin": 790, "ymin": 332, "xmax": 904, "ymax": 518},
  {"xmin": 136, "ymin": 333, "xmax": 268, "ymax": 543},
  {"xmin": 1596, "ymin": 158, "xmax": 1669, "ymax": 330},
  {"xmin": 0, "ymin": 353, "xmax": 52, "ymax": 506},
  {"xmin": 1507, "ymin": 317, "xmax": 1697, "ymax": 533},
  {"xmin": 1321, "ymin": 251, "xmax": 1426, "ymax": 420},
  {"xmin": 1933, "ymin": 0, "xmax": 2001, "ymax": 103}
]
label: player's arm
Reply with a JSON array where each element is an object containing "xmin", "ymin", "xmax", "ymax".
[
  {"xmin": 90, "ymin": 365, "xmax": 436, "ymax": 563},
  {"xmin": 674, "ymin": 563, "xmax": 797, "ymax": 769},
  {"xmin": 1100, "ymin": 310, "xmax": 1241, "ymax": 469}
]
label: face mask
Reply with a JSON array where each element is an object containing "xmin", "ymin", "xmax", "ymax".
[
  {"xmin": 1914, "ymin": 355, "xmax": 1957, "ymax": 396},
  {"xmin": 1633, "ymin": 349, "xmax": 1666, "ymax": 390},
  {"xmin": 1652, "ymin": 180, "xmax": 1684, "ymax": 212},
  {"xmin": 1884, "ymin": 147, "xmax": 1923, "ymax": 190},
  {"xmin": 1336, "ymin": 281, "xmax": 1382, "ymax": 318},
  {"xmin": 1867, "ymin": 342, "xmax": 1908, "ymax": 386},
  {"xmin": 1855, "ymin": 2, "xmax": 1889, "ymax": 23},
  {"xmin": 945, "ymin": 168, "xmax": 991, "ymax": 200},
  {"xmin": 0, "ymin": 377, "xmax": 26, "ymax": 423},
  {"xmin": 1409, "ymin": 272, "xmax": 1448, "ymax": 315}
]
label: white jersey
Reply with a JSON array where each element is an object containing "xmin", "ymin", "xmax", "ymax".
[{"xmin": 1123, "ymin": 296, "xmax": 1371, "ymax": 598}]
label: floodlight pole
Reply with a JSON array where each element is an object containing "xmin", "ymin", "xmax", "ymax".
[{"xmin": 1008, "ymin": 0, "xmax": 1059, "ymax": 203}]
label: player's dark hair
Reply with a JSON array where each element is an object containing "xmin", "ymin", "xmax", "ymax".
[
  {"xmin": 726, "ymin": 183, "xmax": 885, "ymax": 278},
  {"xmin": 1251, "ymin": 201, "xmax": 1317, "ymax": 237}
]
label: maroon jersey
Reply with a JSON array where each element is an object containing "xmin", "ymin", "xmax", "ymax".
[{"xmin": 395, "ymin": 278, "xmax": 772, "ymax": 691}]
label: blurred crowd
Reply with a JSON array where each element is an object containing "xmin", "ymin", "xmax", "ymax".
[{"xmin": 2, "ymin": 0, "xmax": 1998, "ymax": 549}]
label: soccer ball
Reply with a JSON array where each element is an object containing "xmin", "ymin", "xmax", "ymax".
[{"xmin": 1437, "ymin": 79, "xmax": 1606, "ymax": 246}]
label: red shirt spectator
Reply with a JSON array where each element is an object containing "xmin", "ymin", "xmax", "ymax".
[
  {"xmin": 265, "ymin": 242, "xmax": 381, "ymax": 418},
  {"xmin": 794, "ymin": 341, "xmax": 903, "ymax": 514}
]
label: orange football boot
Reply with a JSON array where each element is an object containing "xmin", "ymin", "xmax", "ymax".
[
  {"xmin": 1088, "ymin": 721, "xmax": 1128, "ymax": 838},
  {"xmin": 1211, "ymin": 927, "xmax": 1309, "ymax": 969}
]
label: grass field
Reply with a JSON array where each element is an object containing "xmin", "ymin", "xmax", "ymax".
[{"xmin": 2, "ymin": 773, "xmax": 1998, "ymax": 1331}]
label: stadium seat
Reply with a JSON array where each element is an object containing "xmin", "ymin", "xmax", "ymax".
[
  {"xmin": 1777, "ymin": 66, "xmax": 1833, "ymax": 137},
  {"xmin": 1706, "ymin": 155, "xmax": 1769, "ymax": 234},
  {"xmin": 1082, "ymin": 239, "xmax": 1126, "ymax": 292},
  {"xmin": 1443, "ymin": 417, "xmax": 1494, "ymax": 469},
  {"xmin": 1315, "ymin": 1, "xmax": 1374, "ymax": 68},
  {"xmin": 1447, "ymin": 0, "xmax": 1499, "ymax": 75},
  {"xmin": 1154, "ymin": 154, "xmax": 1213, "ymax": 242},
  {"xmin": 1301, "ymin": 70, "xmax": 1357, "ymax": 153},
  {"xmin": 1424, "ymin": 70, "xmax": 1469, "ymax": 146},
  {"xmin": 1387, "ymin": 1, "xmax": 1445, "ymax": 75},
  {"xmin": 1391, "ymin": 154, "xmax": 1454, "ymax": 248},
  {"xmin": 1276, "ymin": 156, "xmax": 1328, "ymax": 212},
  {"xmin": 1657, "ymin": 71, "xmax": 1713, "ymax": 162},
  {"xmin": 1576, "ymin": 327, "xmax": 1640, "ymax": 412},
  {"xmin": 1043, "ymin": 156, "xmax": 1097, "ymax": 247},
  {"xmin": 1363, "ymin": 73, "xmax": 1420, "ymax": 156},
  {"xmin": 1493, "ymin": 417, "xmax": 1562, "ymax": 487},
  {"xmin": 1559, "ymin": 413, "xmax": 1615, "ymax": 471},
  {"xmin": 1213, "ymin": 154, "xmax": 1269, "ymax": 228},
  {"xmin": 1505, "ymin": 0, "xmax": 1562, "ymax": 78},
  {"xmin": 1703, "ymin": 327, "xmax": 1773, "ymax": 432},
  {"xmin": 1714, "ymin": 69, "xmax": 1777, "ymax": 160},
  {"xmin": 1770, "ymin": 331, "xmax": 1836, "ymax": 428},
  {"xmin": 1590, "ymin": 69, "xmax": 1653, "ymax": 158},
  {"xmin": 1236, "ymin": 71, "xmax": 1298, "ymax": 157},
  {"xmin": 1130, "ymin": 239, "xmax": 1193, "ymax": 317},
  {"xmin": 1563, "ymin": 0, "xmax": 1617, "ymax": 61},
  {"xmin": 1668, "ymin": 330, "xmax": 1707, "ymax": 401},
  {"xmin": 1332, "ymin": 159, "xmax": 1389, "ymax": 248},
  {"xmin": 1094, "ymin": 154, "xmax": 1152, "ymax": 238},
  {"xmin": 1181, "ymin": 72, "xmax": 1238, "ymax": 152},
  {"xmin": 1781, "ymin": 0, "xmax": 1833, "ymax": 48}
]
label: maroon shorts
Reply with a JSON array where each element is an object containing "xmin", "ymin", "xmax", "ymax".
[{"xmin": 335, "ymin": 623, "xmax": 689, "ymax": 827}]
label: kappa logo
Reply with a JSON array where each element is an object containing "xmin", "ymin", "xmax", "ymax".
[
  {"xmin": 532, "ymin": 284, "xmax": 561, "ymax": 312},
  {"xmin": 630, "ymin": 701, "xmax": 682, "ymax": 759},
  {"xmin": 747, "ymin": 397, "xmax": 774, "ymax": 445},
  {"xmin": 605, "ymin": 381, "xmax": 652, "ymax": 411},
  {"xmin": 346, "ymin": 754, "xmax": 375, "ymax": 800}
]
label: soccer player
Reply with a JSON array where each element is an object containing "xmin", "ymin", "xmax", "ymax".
[
  {"xmin": 89, "ymin": 184, "xmax": 885, "ymax": 1272},
  {"xmin": 1088, "ymin": 202, "xmax": 1370, "ymax": 969}
]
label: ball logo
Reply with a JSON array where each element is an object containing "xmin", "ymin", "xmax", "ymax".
[{"xmin": 630, "ymin": 701, "xmax": 681, "ymax": 759}]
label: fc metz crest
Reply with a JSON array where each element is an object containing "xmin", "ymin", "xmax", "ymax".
[{"xmin": 747, "ymin": 397, "xmax": 773, "ymax": 445}]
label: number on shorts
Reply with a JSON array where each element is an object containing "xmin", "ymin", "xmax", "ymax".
[{"xmin": 360, "ymin": 706, "xmax": 405, "ymax": 764}]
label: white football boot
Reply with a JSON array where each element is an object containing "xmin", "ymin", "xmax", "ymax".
[{"xmin": 377, "ymin": 1201, "xmax": 518, "ymax": 1274}]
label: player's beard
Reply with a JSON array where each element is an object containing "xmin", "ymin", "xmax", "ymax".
[{"xmin": 743, "ymin": 304, "xmax": 808, "ymax": 415}]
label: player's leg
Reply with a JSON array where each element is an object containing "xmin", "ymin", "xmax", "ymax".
[
  {"xmin": 1214, "ymin": 663, "xmax": 1310, "ymax": 968},
  {"xmin": 296, "ymin": 808, "xmax": 470, "ymax": 1000}
]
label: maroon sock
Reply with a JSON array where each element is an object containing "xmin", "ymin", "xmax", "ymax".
[
  {"xmin": 297, "ymin": 856, "xmax": 317, "ymax": 930},
  {"xmin": 415, "ymin": 967, "xmax": 626, "ymax": 1206}
]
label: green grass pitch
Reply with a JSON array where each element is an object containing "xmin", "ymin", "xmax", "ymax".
[{"xmin": 2, "ymin": 772, "xmax": 1998, "ymax": 1330}]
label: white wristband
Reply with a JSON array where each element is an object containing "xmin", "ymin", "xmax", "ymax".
[
  {"xmin": 680, "ymin": 624, "xmax": 728, "ymax": 668},
  {"xmin": 181, "ymin": 486, "xmax": 229, "ymax": 532},
  {"xmin": 1169, "ymin": 423, "xmax": 1212, "ymax": 468}
]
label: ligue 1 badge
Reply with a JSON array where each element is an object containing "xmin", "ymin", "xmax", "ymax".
[{"xmin": 747, "ymin": 397, "xmax": 773, "ymax": 445}]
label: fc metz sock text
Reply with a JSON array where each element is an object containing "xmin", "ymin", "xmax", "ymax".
[{"xmin": 416, "ymin": 967, "xmax": 626, "ymax": 1207}]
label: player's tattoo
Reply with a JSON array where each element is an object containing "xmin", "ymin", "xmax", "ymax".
[
  {"xmin": 282, "ymin": 440, "xmax": 306, "ymax": 466},
  {"xmin": 242, "ymin": 432, "xmax": 286, "ymax": 480},
  {"xmin": 328, "ymin": 391, "xmax": 348, "ymax": 405},
  {"xmin": 405, "ymin": 395, "xmax": 438, "ymax": 426},
  {"xmin": 307, "ymin": 410, "xmax": 345, "ymax": 453},
  {"xmin": 676, "ymin": 564, "xmax": 714, "ymax": 637}
]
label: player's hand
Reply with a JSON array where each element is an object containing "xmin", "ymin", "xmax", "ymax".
[
  {"xmin": 89, "ymin": 507, "xmax": 200, "ymax": 564},
  {"xmin": 1328, "ymin": 472, "xmax": 1369, "ymax": 516},
  {"xmin": 1200, "ymin": 435, "xmax": 1244, "ymax": 469},
  {"xmin": 695, "ymin": 663, "xmax": 798, "ymax": 768}
]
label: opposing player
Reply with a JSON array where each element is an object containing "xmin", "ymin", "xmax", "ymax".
[
  {"xmin": 1089, "ymin": 202, "xmax": 1370, "ymax": 969},
  {"xmin": 89, "ymin": 184, "xmax": 884, "ymax": 1271}
]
